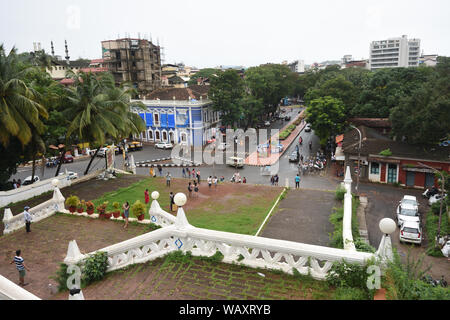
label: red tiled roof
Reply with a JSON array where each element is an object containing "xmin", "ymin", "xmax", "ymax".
[
  {"xmin": 146, "ymin": 86, "xmax": 209, "ymax": 100},
  {"xmin": 80, "ymin": 67, "xmax": 109, "ymax": 73}
]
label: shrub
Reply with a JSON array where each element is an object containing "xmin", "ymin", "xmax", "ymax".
[
  {"xmin": 131, "ymin": 200, "xmax": 146, "ymax": 218},
  {"xmin": 112, "ymin": 202, "xmax": 120, "ymax": 210},
  {"xmin": 96, "ymin": 202, "xmax": 108, "ymax": 214},
  {"xmin": 379, "ymin": 148, "xmax": 392, "ymax": 156},
  {"xmin": 425, "ymin": 207, "xmax": 449, "ymax": 257},
  {"xmin": 335, "ymin": 186, "xmax": 346, "ymax": 201},
  {"xmin": 78, "ymin": 200, "xmax": 85, "ymax": 210},
  {"xmin": 85, "ymin": 201, "xmax": 94, "ymax": 211},
  {"xmin": 333, "ymin": 287, "xmax": 370, "ymax": 300},
  {"xmin": 354, "ymin": 238, "xmax": 376, "ymax": 253},
  {"xmin": 65, "ymin": 195, "xmax": 80, "ymax": 208},
  {"xmin": 82, "ymin": 252, "xmax": 109, "ymax": 286}
]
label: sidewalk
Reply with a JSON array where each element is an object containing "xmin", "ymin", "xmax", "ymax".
[{"xmin": 245, "ymin": 111, "xmax": 306, "ymax": 166}]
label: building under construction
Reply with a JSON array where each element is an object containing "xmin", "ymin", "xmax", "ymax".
[{"xmin": 101, "ymin": 38, "xmax": 162, "ymax": 96}]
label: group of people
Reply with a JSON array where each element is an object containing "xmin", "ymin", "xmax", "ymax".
[
  {"xmin": 270, "ymin": 174, "xmax": 279, "ymax": 186},
  {"xmin": 12, "ymin": 179, "xmax": 22, "ymax": 189},
  {"xmin": 230, "ymin": 172, "xmax": 246, "ymax": 183}
]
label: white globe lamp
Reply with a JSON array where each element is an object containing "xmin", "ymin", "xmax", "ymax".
[
  {"xmin": 379, "ymin": 218, "xmax": 396, "ymax": 235},
  {"xmin": 151, "ymin": 191, "xmax": 159, "ymax": 200},
  {"xmin": 174, "ymin": 193, "xmax": 187, "ymax": 207}
]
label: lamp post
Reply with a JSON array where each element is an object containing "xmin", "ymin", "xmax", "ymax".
[
  {"xmin": 350, "ymin": 125, "xmax": 362, "ymax": 192},
  {"xmin": 418, "ymin": 162, "xmax": 446, "ymax": 245}
]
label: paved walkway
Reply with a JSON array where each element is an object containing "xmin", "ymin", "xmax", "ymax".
[
  {"xmin": 245, "ymin": 111, "xmax": 306, "ymax": 166},
  {"xmin": 260, "ymin": 188, "xmax": 337, "ymax": 246}
]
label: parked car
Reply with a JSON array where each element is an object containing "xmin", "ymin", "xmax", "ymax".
[
  {"xmin": 428, "ymin": 193, "xmax": 447, "ymax": 206},
  {"xmin": 304, "ymin": 124, "xmax": 311, "ymax": 132},
  {"xmin": 226, "ymin": 156, "xmax": 244, "ymax": 168},
  {"xmin": 59, "ymin": 171, "xmax": 78, "ymax": 180},
  {"xmin": 441, "ymin": 240, "xmax": 450, "ymax": 257},
  {"xmin": 264, "ymin": 121, "xmax": 271, "ymax": 126},
  {"xmin": 396, "ymin": 195, "xmax": 420, "ymax": 227},
  {"xmin": 62, "ymin": 154, "xmax": 74, "ymax": 163},
  {"xmin": 289, "ymin": 151, "xmax": 299, "ymax": 162},
  {"xmin": 97, "ymin": 147, "xmax": 108, "ymax": 157},
  {"xmin": 155, "ymin": 142, "xmax": 173, "ymax": 149},
  {"xmin": 127, "ymin": 141, "xmax": 143, "ymax": 151},
  {"xmin": 284, "ymin": 116, "xmax": 291, "ymax": 121},
  {"xmin": 399, "ymin": 221, "xmax": 422, "ymax": 245},
  {"xmin": 22, "ymin": 176, "xmax": 40, "ymax": 186}
]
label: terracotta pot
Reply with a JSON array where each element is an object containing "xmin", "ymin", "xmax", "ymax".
[
  {"xmin": 87, "ymin": 209, "xmax": 94, "ymax": 215},
  {"xmin": 77, "ymin": 208, "xmax": 83, "ymax": 213},
  {"xmin": 138, "ymin": 214, "xmax": 145, "ymax": 221},
  {"xmin": 69, "ymin": 206, "xmax": 76, "ymax": 213},
  {"xmin": 113, "ymin": 211, "xmax": 120, "ymax": 218}
]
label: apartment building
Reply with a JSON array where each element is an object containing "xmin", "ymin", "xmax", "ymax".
[
  {"xmin": 369, "ymin": 35, "xmax": 420, "ymax": 70},
  {"xmin": 101, "ymin": 38, "xmax": 162, "ymax": 96}
]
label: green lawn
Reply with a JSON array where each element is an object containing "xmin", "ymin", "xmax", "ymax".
[{"xmin": 91, "ymin": 177, "xmax": 282, "ymax": 235}]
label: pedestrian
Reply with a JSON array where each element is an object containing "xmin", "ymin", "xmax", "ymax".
[
  {"xmin": 158, "ymin": 165, "xmax": 163, "ymax": 176},
  {"xmin": 295, "ymin": 174, "xmax": 300, "ymax": 189},
  {"xmin": 12, "ymin": 179, "xmax": 17, "ymax": 189},
  {"xmin": 17, "ymin": 179, "xmax": 21, "ymax": 188},
  {"xmin": 187, "ymin": 167, "xmax": 191, "ymax": 178},
  {"xmin": 243, "ymin": 177, "xmax": 247, "ymax": 183},
  {"xmin": 194, "ymin": 181, "xmax": 199, "ymax": 197},
  {"xmin": 169, "ymin": 192, "xmax": 175, "ymax": 211},
  {"xmin": 196, "ymin": 170, "xmax": 201, "ymax": 184},
  {"xmin": 166, "ymin": 172, "xmax": 171, "ymax": 187},
  {"xmin": 270, "ymin": 175, "xmax": 274, "ymax": 186},
  {"xmin": 207, "ymin": 176, "xmax": 212, "ymax": 189},
  {"xmin": 149, "ymin": 167, "xmax": 154, "ymax": 177},
  {"xmin": 23, "ymin": 206, "xmax": 32, "ymax": 233},
  {"xmin": 213, "ymin": 176, "xmax": 218, "ymax": 189},
  {"xmin": 188, "ymin": 182, "xmax": 193, "ymax": 197},
  {"xmin": 275, "ymin": 174, "xmax": 279, "ymax": 186},
  {"xmin": 144, "ymin": 189, "xmax": 150, "ymax": 204},
  {"xmin": 220, "ymin": 176, "xmax": 224, "ymax": 182},
  {"xmin": 122, "ymin": 202, "xmax": 130, "ymax": 229},
  {"xmin": 10, "ymin": 250, "xmax": 30, "ymax": 286},
  {"xmin": 182, "ymin": 167, "xmax": 186, "ymax": 178},
  {"xmin": 192, "ymin": 168, "xmax": 195, "ymax": 179}
]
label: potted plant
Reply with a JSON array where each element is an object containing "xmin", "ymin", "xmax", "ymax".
[
  {"xmin": 86, "ymin": 201, "xmax": 95, "ymax": 215},
  {"xmin": 131, "ymin": 200, "xmax": 146, "ymax": 221},
  {"xmin": 65, "ymin": 195, "xmax": 80, "ymax": 213},
  {"xmin": 77, "ymin": 200, "xmax": 85, "ymax": 213},
  {"xmin": 112, "ymin": 202, "xmax": 121, "ymax": 218},
  {"xmin": 97, "ymin": 202, "xmax": 108, "ymax": 219}
]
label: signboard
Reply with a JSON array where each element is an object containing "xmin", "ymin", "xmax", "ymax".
[{"xmin": 106, "ymin": 147, "xmax": 115, "ymax": 170}]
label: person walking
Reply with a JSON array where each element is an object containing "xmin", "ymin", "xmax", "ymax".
[
  {"xmin": 23, "ymin": 206, "xmax": 32, "ymax": 233},
  {"xmin": 188, "ymin": 182, "xmax": 193, "ymax": 197},
  {"xmin": 17, "ymin": 179, "xmax": 21, "ymax": 188},
  {"xmin": 196, "ymin": 170, "xmax": 201, "ymax": 184},
  {"xmin": 122, "ymin": 202, "xmax": 130, "ymax": 229},
  {"xmin": 274, "ymin": 174, "xmax": 279, "ymax": 186},
  {"xmin": 187, "ymin": 167, "xmax": 191, "ymax": 179},
  {"xmin": 166, "ymin": 172, "xmax": 171, "ymax": 187},
  {"xmin": 12, "ymin": 179, "xmax": 17, "ymax": 189},
  {"xmin": 182, "ymin": 168, "xmax": 186, "ymax": 178},
  {"xmin": 194, "ymin": 181, "xmax": 199, "ymax": 197},
  {"xmin": 169, "ymin": 192, "xmax": 175, "ymax": 211},
  {"xmin": 191, "ymin": 168, "xmax": 196, "ymax": 179},
  {"xmin": 207, "ymin": 176, "xmax": 212, "ymax": 189},
  {"xmin": 149, "ymin": 167, "xmax": 154, "ymax": 177},
  {"xmin": 144, "ymin": 189, "xmax": 150, "ymax": 204},
  {"xmin": 10, "ymin": 250, "xmax": 30, "ymax": 286},
  {"xmin": 295, "ymin": 174, "xmax": 301, "ymax": 189},
  {"xmin": 158, "ymin": 165, "xmax": 163, "ymax": 177},
  {"xmin": 213, "ymin": 176, "xmax": 218, "ymax": 189},
  {"xmin": 243, "ymin": 177, "xmax": 247, "ymax": 183}
]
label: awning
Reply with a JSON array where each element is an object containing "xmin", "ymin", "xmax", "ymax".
[{"xmin": 335, "ymin": 146, "xmax": 345, "ymax": 161}]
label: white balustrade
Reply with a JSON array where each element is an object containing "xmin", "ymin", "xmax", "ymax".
[
  {"xmin": 0, "ymin": 274, "xmax": 40, "ymax": 300},
  {"xmin": 343, "ymin": 166, "xmax": 356, "ymax": 251}
]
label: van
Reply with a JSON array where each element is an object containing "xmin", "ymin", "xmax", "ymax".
[{"xmin": 226, "ymin": 156, "xmax": 244, "ymax": 168}]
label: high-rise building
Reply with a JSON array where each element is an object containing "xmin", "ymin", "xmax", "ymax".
[
  {"xmin": 101, "ymin": 38, "xmax": 162, "ymax": 96},
  {"xmin": 287, "ymin": 60, "xmax": 305, "ymax": 73},
  {"xmin": 369, "ymin": 35, "xmax": 420, "ymax": 70}
]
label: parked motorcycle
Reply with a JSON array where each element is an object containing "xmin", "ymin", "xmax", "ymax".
[
  {"xmin": 421, "ymin": 275, "xmax": 448, "ymax": 287},
  {"xmin": 423, "ymin": 187, "xmax": 439, "ymax": 199}
]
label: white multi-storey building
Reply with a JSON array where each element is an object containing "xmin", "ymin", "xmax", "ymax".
[{"xmin": 369, "ymin": 35, "xmax": 420, "ymax": 70}]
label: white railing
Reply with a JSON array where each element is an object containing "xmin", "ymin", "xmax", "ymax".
[
  {"xmin": 343, "ymin": 166, "xmax": 357, "ymax": 251},
  {"xmin": 2, "ymin": 181, "xmax": 66, "ymax": 235},
  {"xmin": 0, "ymin": 275, "xmax": 40, "ymax": 300},
  {"xmin": 148, "ymin": 192, "xmax": 177, "ymax": 227},
  {"xmin": 0, "ymin": 173, "xmax": 72, "ymax": 208},
  {"xmin": 65, "ymin": 192, "xmax": 387, "ymax": 281}
]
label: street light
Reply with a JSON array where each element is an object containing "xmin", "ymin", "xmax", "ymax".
[{"xmin": 349, "ymin": 125, "xmax": 362, "ymax": 192}]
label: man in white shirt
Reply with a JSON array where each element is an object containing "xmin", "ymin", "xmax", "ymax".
[{"xmin": 23, "ymin": 206, "xmax": 32, "ymax": 233}]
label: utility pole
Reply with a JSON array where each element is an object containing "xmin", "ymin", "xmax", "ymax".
[
  {"xmin": 418, "ymin": 162, "xmax": 446, "ymax": 246},
  {"xmin": 350, "ymin": 125, "xmax": 362, "ymax": 192}
]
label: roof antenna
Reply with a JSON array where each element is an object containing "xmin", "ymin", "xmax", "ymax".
[
  {"xmin": 51, "ymin": 41, "xmax": 55, "ymax": 56},
  {"xmin": 65, "ymin": 40, "xmax": 70, "ymax": 64}
]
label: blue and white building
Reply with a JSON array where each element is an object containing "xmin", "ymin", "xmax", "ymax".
[{"xmin": 131, "ymin": 87, "xmax": 220, "ymax": 148}]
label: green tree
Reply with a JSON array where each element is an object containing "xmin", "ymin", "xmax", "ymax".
[
  {"xmin": 305, "ymin": 96, "xmax": 347, "ymax": 144},
  {"xmin": 188, "ymin": 68, "xmax": 221, "ymax": 85},
  {"xmin": 209, "ymin": 69, "xmax": 245, "ymax": 127}
]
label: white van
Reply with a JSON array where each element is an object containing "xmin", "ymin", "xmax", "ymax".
[{"xmin": 226, "ymin": 156, "xmax": 244, "ymax": 168}]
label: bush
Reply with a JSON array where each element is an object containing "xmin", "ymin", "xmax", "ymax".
[
  {"xmin": 82, "ymin": 252, "xmax": 109, "ymax": 285},
  {"xmin": 354, "ymin": 238, "xmax": 376, "ymax": 253},
  {"xmin": 85, "ymin": 201, "xmax": 94, "ymax": 211},
  {"xmin": 131, "ymin": 200, "xmax": 146, "ymax": 218},
  {"xmin": 65, "ymin": 195, "xmax": 80, "ymax": 208},
  {"xmin": 112, "ymin": 202, "xmax": 120, "ymax": 210},
  {"xmin": 425, "ymin": 207, "xmax": 449, "ymax": 257},
  {"xmin": 333, "ymin": 287, "xmax": 370, "ymax": 300},
  {"xmin": 335, "ymin": 186, "xmax": 346, "ymax": 201},
  {"xmin": 379, "ymin": 148, "xmax": 392, "ymax": 156}
]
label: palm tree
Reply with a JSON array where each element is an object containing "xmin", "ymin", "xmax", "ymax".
[
  {"xmin": 0, "ymin": 44, "xmax": 48, "ymax": 148},
  {"xmin": 63, "ymin": 71, "xmax": 145, "ymax": 175}
]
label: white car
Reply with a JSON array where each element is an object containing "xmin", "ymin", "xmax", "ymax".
[
  {"xmin": 59, "ymin": 171, "xmax": 78, "ymax": 180},
  {"xmin": 97, "ymin": 147, "xmax": 108, "ymax": 157},
  {"xmin": 441, "ymin": 240, "xmax": 450, "ymax": 257},
  {"xmin": 155, "ymin": 142, "xmax": 173, "ymax": 149},
  {"xmin": 217, "ymin": 142, "xmax": 227, "ymax": 151},
  {"xmin": 396, "ymin": 195, "xmax": 420, "ymax": 227},
  {"xmin": 304, "ymin": 124, "xmax": 312, "ymax": 132},
  {"xmin": 399, "ymin": 221, "xmax": 422, "ymax": 245},
  {"xmin": 22, "ymin": 176, "xmax": 40, "ymax": 185},
  {"xmin": 428, "ymin": 193, "xmax": 447, "ymax": 206},
  {"xmin": 264, "ymin": 121, "xmax": 271, "ymax": 126}
]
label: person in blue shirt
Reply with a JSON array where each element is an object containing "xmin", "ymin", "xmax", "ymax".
[{"xmin": 295, "ymin": 174, "xmax": 301, "ymax": 189}]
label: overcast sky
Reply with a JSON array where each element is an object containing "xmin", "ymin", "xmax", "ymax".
[{"xmin": 1, "ymin": 0, "xmax": 449, "ymax": 68}]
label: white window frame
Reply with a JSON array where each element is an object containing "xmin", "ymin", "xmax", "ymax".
[{"xmin": 153, "ymin": 111, "xmax": 160, "ymax": 127}]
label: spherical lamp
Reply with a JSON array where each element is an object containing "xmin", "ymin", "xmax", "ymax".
[
  {"xmin": 51, "ymin": 179, "xmax": 59, "ymax": 187},
  {"xmin": 379, "ymin": 218, "xmax": 396, "ymax": 235},
  {"xmin": 151, "ymin": 191, "xmax": 160, "ymax": 200},
  {"xmin": 174, "ymin": 193, "xmax": 187, "ymax": 207}
]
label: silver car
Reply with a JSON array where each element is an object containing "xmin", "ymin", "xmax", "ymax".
[
  {"xmin": 399, "ymin": 221, "xmax": 422, "ymax": 245},
  {"xmin": 396, "ymin": 195, "xmax": 420, "ymax": 227}
]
